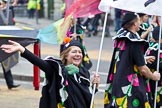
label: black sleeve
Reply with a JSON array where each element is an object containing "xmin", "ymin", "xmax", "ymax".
[
  {"xmin": 131, "ymin": 42, "xmax": 145, "ymax": 67},
  {"xmin": 159, "ymin": 61, "xmax": 162, "ymax": 72},
  {"xmin": 21, "ymin": 48, "xmax": 57, "ymax": 75}
]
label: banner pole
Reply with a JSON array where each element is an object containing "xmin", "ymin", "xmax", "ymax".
[
  {"xmin": 90, "ymin": 12, "xmax": 108, "ymax": 108},
  {"xmin": 154, "ymin": 16, "xmax": 162, "ymax": 108}
]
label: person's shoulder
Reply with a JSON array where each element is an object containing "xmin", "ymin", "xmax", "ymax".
[{"xmin": 44, "ymin": 56, "xmax": 61, "ymax": 63}]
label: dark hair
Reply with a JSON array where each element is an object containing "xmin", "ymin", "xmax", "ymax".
[
  {"xmin": 138, "ymin": 13, "xmax": 146, "ymax": 17},
  {"xmin": 60, "ymin": 47, "xmax": 72, "ymax": 65},
  {"xmin": 121, "ymin": 12, "xmax": 139, "ymax": 29},
  {"xmin": 2, "ymin": 0, "xmax": 7, "ymax": 3}
]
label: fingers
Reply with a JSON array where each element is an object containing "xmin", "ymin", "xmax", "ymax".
[
  {"xmin": 153, "ymin": 71, "xmax": 161, "ymax": 81},
  {"xmin": 147, "ymin": 58, "xmax": 155, "ymax": 64},
  {"xmin": 92, "ymin": 74, "xmax": 100, "ymax": 89},
  {"xmin": 8, "ymin": 40, "xmax": 20, "ymax": 46},
  {"xmin": 0, "ymin": 40, "xmax": 18, "ymax": 53},
  {"xmin": 145, "ymin": 56, "xmax": 155, "ymax": 60},
  {"xmin": 146, "ymin": 56, "xmax": 155, "ymax": 64},
  {"xmin": 1, "ymin": 43, "xmax": 15, "ymax": 48},
  {"xmin": 0, "ymin": 40, "xmax": 16, "ymax": 47},
  {"xmin": 1, "ymin": 45, "xmax": 14, "ymax": 53},
  {"xmin": 93, "ymin": 73, "xmax": 100, "ymax": 84},
  {"xmin": 8, "ymin": 40, "xmax": 16, "ymax": 44}
]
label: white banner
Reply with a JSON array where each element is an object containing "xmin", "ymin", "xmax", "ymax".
[{"xmin": 98, "ymin": 0, "xmax": 162, "ymax": 16}]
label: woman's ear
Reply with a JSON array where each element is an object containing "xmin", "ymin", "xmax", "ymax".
[{"xmin": 65, "ymin": 55, "xmax": 67, "ymax": 59}]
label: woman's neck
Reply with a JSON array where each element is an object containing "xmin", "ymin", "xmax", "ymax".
[
  {"xmin": 127, "ymin": 28, "xmax": 136, "ymax": 34},
  {"xmin": 140, "ymin": 19, "xmax": 144, "ymax": 24}
]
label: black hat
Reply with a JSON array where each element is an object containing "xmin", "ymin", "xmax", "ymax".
[
  {"xmin": 60, "ymin": 40, "xmax": 84, "ymax": 54},
  {"xmin": 2, "ymin": 0, "xmax": 7, "ymax": 3},
  {"xmin": 138, "ymin": 13, "xmax": 146, "ymax": 17},
  {"xmin": 152, "ymin": 26, "xmax": 162, "ymax": 41},
  {"xmin": 121, "ymin": 12, "xmax": 138, "ymax": 27}
]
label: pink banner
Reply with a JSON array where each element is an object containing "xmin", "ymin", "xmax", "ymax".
[
  {"xmin": 65, "ymin": 0, "xmax": 102, "ymax": 18},
  {"xmin": 65, "ymin": 0, "xmax": 74, "ymax": 11}
]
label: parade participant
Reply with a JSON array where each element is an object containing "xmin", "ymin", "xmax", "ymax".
[
  {"xmin": 0, "ymin": 39, "xmax": 100, "ymax": 108},
  {"xmin": 138, "ymin": 13, "xmax": 157, "ymax": 40},
  {"xmin": 61, "ymin": 21, "xmax": 93, "ymax": 70},
  {"xmin": 145, "ymin": 26, "xmax": 162, "ymax": 108},
  {"xmin": 104, "ymin": 12, "xmax": 160, "ymax": 108}
]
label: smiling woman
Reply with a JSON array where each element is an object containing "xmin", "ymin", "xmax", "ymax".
[
  {"xmin": 61, "ymin": 46, "xmax": 83, "ymax": 66},
  {"xmin": 0, "ymin": 39, "xmax": 100, "ymax": 108}
]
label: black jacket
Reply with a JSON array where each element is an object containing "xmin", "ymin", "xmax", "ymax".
[{"xmin": 21, "ymin": 49, "xmax": 92, "ymax": 108}]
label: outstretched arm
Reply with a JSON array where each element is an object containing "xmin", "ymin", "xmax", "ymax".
[
  {"xmin": 0, "ymin": 40, "xmax": 56, "ymax": 75},
  {"xmin": 0, "ymin": 40, "xmax": 25, "ymax": 53}
]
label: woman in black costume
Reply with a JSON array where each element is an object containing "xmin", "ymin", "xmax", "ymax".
[{"xmin": 0, "ymin": 39, "xmax": 100, "ymax": 108}]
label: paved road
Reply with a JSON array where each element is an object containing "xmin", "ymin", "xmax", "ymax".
[
  {"xmin": 0, "ymin": 17, "xmax": 115, "ymax": 108},
  {"xmin": 0, "ymin": 79, "xmax": 104, "ymax": 108}
]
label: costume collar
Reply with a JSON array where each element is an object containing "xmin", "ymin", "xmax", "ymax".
[{"xmin": 113, "ymin": 28, "xmax": 147, "ymax": 42}]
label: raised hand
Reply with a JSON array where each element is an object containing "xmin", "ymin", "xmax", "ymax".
[
  {"xmin": 152, "ymin": 71, "xmax": 161, "ymax": 81},
  {"xmin": 145, "ymin": 56, "xmax": 155, "ymax": 64},
  {"xmin": 0, "ymin": 40, "xmax": 25, "ymax": 53},
  {"xmin": 92, "ymin": 73, "xmax": 100, "ymax": 89}
]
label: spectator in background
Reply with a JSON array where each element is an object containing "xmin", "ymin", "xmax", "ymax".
[
  {"xmin": 90, "ymin": 14, "xmax": 101, "ymax": 36},
  {"xmin": 18, "ymin": 0, "xmax": 27, "ymax": 4},
  {"xmin": 0, "ymin": 0, "xmax": 18, "ymax": 24},
  {"xmin": 10, "ymin": 0, "xmax": 18, "ymax": 18},
  {"xmin": 82, "ymin": 14, "xmax": 101, "ymax": 37},
  {"xmin": 27, "ymin": 0, "xmax": 40, "ymax": 18},
  {"xmin": 114, "ymin": 8, "xmax": 122, "ymax": 32},
  {"xmin": 102, "ymin": 12, "xmax": 112, "ymax": 37},
  {"xmin": 0, "ymin": 0, "xmax": 20, "ymax": 89}
]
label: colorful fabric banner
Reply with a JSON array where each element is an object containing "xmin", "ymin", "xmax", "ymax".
[
  {"xmin": 99, "ymin": 0, "xmax": 162, "ymax": 16},
  {"xmin": 65, "ymin": 0, "xmax": 102, "ymax": 18},
  {"xmin": 65, "ymin": 0, "xmax": 74, "ymax": 11},
  {"xmin": 37, "ymin": 0, "xmax": 103, "ymax": 45},
  {"xmin": 37, "ymin": 18, "xmax": 64, "ymax": 44},
  {"xmin": 37, "ymin": 14, "xmax": 75, "ymax": 45}
]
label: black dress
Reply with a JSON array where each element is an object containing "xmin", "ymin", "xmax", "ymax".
[
  {"xmin": 146, "ymin": 42, "xmax": 162, "ymax": 107},
  {"xmin": 104, "ymin": 28, "xmax": 153, "ymax": 108},
  {"xmin": 21, "ymin": 49, "xmax": 92, "ymax": 108}
]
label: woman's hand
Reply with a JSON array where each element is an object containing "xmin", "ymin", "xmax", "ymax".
[
  {"xmin": 145, "ymin": 56, "xmax": 155, "ymax": 64},
  {"xmin": 152, "ymin": 71, "xmax": 161, "ymax": 81},
  {"xmin": 0, "ymin": 40, "xmax": 25, "ymax": 53},
  {"xmin": 92, "ymin": 73, "xmax": 100, "ymax": 89}
]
